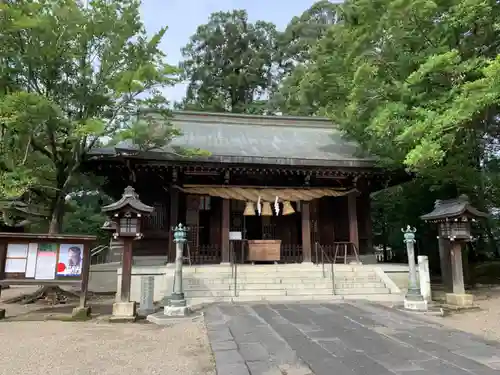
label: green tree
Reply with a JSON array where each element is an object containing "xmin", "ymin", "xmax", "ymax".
[
  {"xmin": 179, "ymin": 10, "xmax": 280, "ymax": 114},
  {"xmin": 270, "ymin": 1, "xmax": 342, "ymax": 115},
  {"xmin": 0, "ymin": 0, "xmax": 180, "ymax": 233},
  {"xmin": 286, "ymin": 0, "xmax": 500, "ymax": 257}
]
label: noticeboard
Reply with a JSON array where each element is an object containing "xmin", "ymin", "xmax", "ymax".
[{"xmin": 0, "ymin": 233, "xmax": 96, "ymax": 287}]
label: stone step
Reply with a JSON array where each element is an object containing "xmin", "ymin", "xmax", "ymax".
[
  {"xmin": 184, "ymin": 277, "xmax": 381, "ymax": 286},
  {"xmin": 185, "ymin": 293, "xmax": 403, "ymax": 306},
  {"xmin": 184, "ymin": 281, "xmax": 386, "ymax": 291},
  {"xmin": 335, "ymin": 282, "xmax": 386, "ymax": 289},
  {"xmin": 334, "ymin": 287, "xmax": 390, "ymax": 295},
  {"xmin": 183, "ymin": 271, "xmax": 378, "ymax": 280},
  {"xmin": 186, "ymin": 265, "xmax": 368, "ymax": 273},
  {"xmin": 185, "ymin": 286, "xmax": 391, "ymax": 298}
]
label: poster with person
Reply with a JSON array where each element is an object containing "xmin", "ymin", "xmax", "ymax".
[{"xmin": 56, "ymin": 244, "xmax": 84, "ymax": 276}]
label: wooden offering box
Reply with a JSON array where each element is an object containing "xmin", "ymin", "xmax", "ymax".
[{"xmin": 247, "ymin": 240, "xmax": 281, "ymax": 262}]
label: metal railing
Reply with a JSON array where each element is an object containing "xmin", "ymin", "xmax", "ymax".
[
  {"xmin": 230, "ymin": 241, "xmax": 238, "ymax": 297},
  {"xmin": 314, "ymin": 242, "xmax": 335, "ymax": 294},
  {"xmin": 90, "ymin": 245, "xmax": 110, "ymax": 265}
]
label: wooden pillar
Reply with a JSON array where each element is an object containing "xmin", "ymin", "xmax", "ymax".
[
  {"xmin": 450, "ymin": 241, "xmax": 465, "ymax": 294},
  {"xmin": 120, "ymin": 239, "xmax": 133, "ymax": 302},
  {"xmin": 439, "ymin": 238, "xmax": 453, "ymax": 291},
  {"xmin": 301, "ymin": 202, "xmax": 312, "ymax": 263},
  {"xmin": 221, "ymin": 198, "xmax": 230, "ymax": 263},
  {"xmin": 0, "ymin": 242, "xmax": 6, "ymax": 298},
  {"xmin": 348, "ymin": 193, "xmax": 359, "ymax": 250},
  {"xmin": 365, "ymin": 195, "xmax": 373, "ymax": 253},
  {"xmin": 168, "ymin": 187, "xmax": 178, "ymax": 263},
  {"xmin": 79, "ymin": 242, "xmax": 91, "ymax": 309}
]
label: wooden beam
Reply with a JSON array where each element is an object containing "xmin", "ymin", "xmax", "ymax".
[
  {"xmin": 301, "ymin": 202, "xmax": 312, "ymax": 263},
  {"xmin": 221, "ymin": 199, "xmax": 230, "ymax": 263}
]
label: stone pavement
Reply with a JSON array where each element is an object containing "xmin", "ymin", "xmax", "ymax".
[{"xmin": 204, "ymin": 301, "xmax": 500, "ymax": 375}]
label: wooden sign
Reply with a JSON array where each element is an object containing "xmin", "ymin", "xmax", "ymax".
[{"xmin": 0, "ymin": 233, "xmax": 96, "ymax": 309}]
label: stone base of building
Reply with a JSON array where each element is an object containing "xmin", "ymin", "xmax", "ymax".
[
  {"xmin": 109, "ymin": 301, "xmax": 137, "ymax": 322},
  {"xmin": 446, "ymin": 293, "xmax": 474, "ymax": 307},
  {"xmin": 404, "ymin": 298, "xmax": 428, "ymax": 312}
]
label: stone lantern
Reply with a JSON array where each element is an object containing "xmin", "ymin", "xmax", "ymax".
[
  {"xmin": 421, "ymin": 195, "xmax": 488, "ymax": 307},
  {"xmin": 102, "ymin": 186, "xmax": 153, "ymax": 321}
]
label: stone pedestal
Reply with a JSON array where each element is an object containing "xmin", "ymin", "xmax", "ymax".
[
  {"xmin": 110, "ymin": 301, "xmax": 137, "ymax": 322},
  {"xmin": 446, "ymin": 293, "xmax": 474, "ymax": 307},
  {"xmin": 164, "ymin": 305, "xmax": 191, "ymax": 317},
  {"xmin": 71, "ymin": 306, "xmax": 91, "ymax": 320},
  {"xmin": 404, "ymin": 298, "xmax": 428, "ymax": 311}
]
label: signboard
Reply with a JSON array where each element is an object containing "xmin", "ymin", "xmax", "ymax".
[
  {"xmin": 229, "ymin": 231, "xmax": 242, "ymax": 241},
  {"xmin": 0, "ymin": 233, "xmax": 96, "ymax": 312}
]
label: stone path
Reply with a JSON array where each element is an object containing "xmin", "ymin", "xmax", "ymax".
[{"xmin": 204, "ymin": 301, "xmax": 500, "ymax": 375}]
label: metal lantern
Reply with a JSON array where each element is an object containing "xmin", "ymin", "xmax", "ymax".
[
  {"xmin": 173, "ymin": 223, "xmax": 188, "ymax": 243},
  {"xmin": 421, "ymin": 195, "xmax": 487, "ymax": 242}
]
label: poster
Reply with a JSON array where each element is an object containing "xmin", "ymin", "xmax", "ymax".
[
  {"xmin": 25, "ymin": 243, "xmax": 38, "ymax": 278},
  {"xmin": 56, "ymin": 244, "xmax": 84, "ymax": 277},
  {"xmin": 6, "ymin": 243, "xmax": 28, "ymax": 258},
  {"xmin": 5, "ymin": 258, "xmax": 27, "ymax": 273},
  {"xmin": 34, "ymin": 243, "xmax": 58, "ymax": 280}
]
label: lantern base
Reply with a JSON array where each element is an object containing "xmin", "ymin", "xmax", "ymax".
[
  {"xmin": 169, "ymin": 293, "xmax": 186, "ymax": 307},
  {"xmin": 164, "ymin": 305, "xmax": 191, "ymax": 317},
  {"xmin": 404, "ymin": 298, "xmax": 428, "ymax": 312},
  {"xmin": 109, "ymin": 301, "xmax": 137, "ymax": 322},
  {"xmin": 445, "ymin": 293, "xmax": 474, "ymax": 307}
]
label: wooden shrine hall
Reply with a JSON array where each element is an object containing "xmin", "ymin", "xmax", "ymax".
[{"xmin": 85, "ymin": 111, "xmax": 404, "ymax": 265}]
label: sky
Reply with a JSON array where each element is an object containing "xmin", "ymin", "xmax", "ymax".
[{"xmin": 140, "ymin": 0, "xmax": 319, "ymax": 103}]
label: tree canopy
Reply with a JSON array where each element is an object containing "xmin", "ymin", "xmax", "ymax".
[{"xmin": 0, "ymin": 0, "xmax": 180, "ymax": 233}]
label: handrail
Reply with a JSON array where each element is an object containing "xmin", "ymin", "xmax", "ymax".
[
  {"xmin": 230, "ymin": 241, "xmax": 238, "ymax": 297},
  {"xmin": 315, "ymin": 242, "xmax": 335, "ymax": 295},
  {"xmin": 90, "ymin": 245, "xmax": 110, "ymax": 264},
  {"xmin": 91, "ymin": 245, "xmax": 108, "ymax": 256}
]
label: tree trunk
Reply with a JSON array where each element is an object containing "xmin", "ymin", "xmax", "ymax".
[{"xmin": 48, "ymin": 194, "xmax": 65, "ymax": 234}]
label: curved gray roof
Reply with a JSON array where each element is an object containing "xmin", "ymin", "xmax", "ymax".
[{"xmin": 92, "ymin": 111, "xmax": 377, "ymax": 168}]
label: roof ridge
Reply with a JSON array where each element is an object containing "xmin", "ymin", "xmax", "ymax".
[{"xmin": 140, "ymin": 110, "xmax": 337, "ymax": 129}]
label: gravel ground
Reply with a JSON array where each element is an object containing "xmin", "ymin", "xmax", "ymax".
[
  {"xmin": 426, "ymin": 287, "xmax": 500, "ymax": 342},
  {"xmin": 0, "ymin": 320, "xmax": 215, "ymax": 375}
]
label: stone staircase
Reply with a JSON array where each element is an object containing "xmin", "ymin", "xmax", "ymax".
[{"xmin": 182, "ymin": 264, "xmax": 403, "ymax": 305}]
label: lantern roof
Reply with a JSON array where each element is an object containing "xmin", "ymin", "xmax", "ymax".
[
  {"xmin": 101, "ymin": 186, "xmax": 154, "ymax": 214},
  {"xmin": 420, "ymin": 195, "xmax": 488, "ymax": 222}
]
